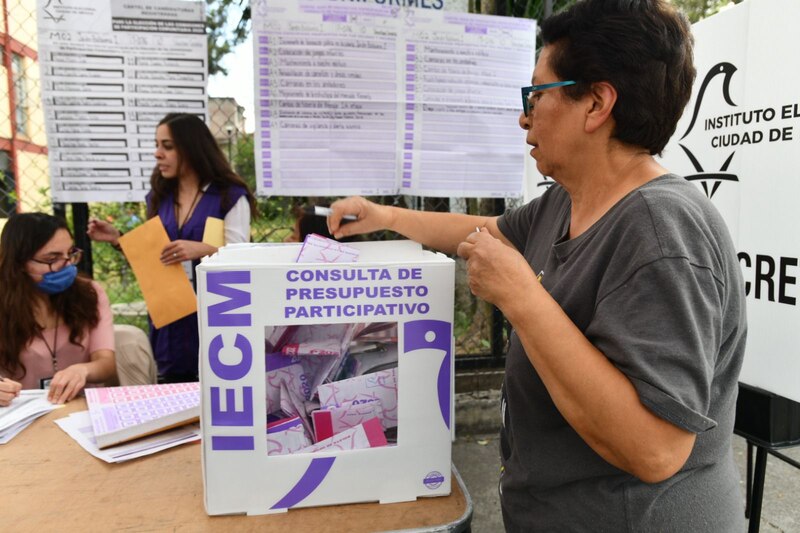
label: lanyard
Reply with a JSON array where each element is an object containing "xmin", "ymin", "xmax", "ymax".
[
  {"xmin": 176, "ymin": 188, "xmax": 202, "ymax": 239},
  {"xmin": 39, "ymin": 315, "xmax": 59, "ymax": 373}
]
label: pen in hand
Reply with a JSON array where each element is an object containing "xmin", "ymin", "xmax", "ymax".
[{"xmin": 305, "ymin": 205, "xmax": 358, "ymax": 221}]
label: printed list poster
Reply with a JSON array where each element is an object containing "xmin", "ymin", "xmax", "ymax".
[
  {"xmin": 37, "ymin": 0, "xmax": 207, "ymax": 203},
  {"xmin": 252, "ymin": 0, "xmax": 535, "ymax": 198}
]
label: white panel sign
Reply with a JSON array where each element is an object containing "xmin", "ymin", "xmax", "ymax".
[
  {"xmin": 660, "ymin": 0, "xmax": 800, "ymax": 402},
  {"xmin": 37, "ymin": 0, "xmax": 207, "ymax": 203},
  {"xmin": 251, "ymin": 0, "xmax": 535, "ymax": 198}
]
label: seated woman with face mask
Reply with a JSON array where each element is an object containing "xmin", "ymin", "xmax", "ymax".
[{"xmin": 0, "ymin": 213, "xmax": 116, "ymax": 406}]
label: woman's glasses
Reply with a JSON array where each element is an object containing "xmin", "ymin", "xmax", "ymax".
[
  {"xmin": 30, "ymin": 247, "xmax": 83, "ymax": 272},
  {"xmin": 521, "ymin": 81, "xmax": 577, "ymax": 116}
]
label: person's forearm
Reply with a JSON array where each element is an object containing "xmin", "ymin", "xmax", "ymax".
[
  {"xmin": 85, "ymin": 351, "xmax": 117, "ymax": 383},
  {"xmin": 386, "ymin": 207, "xmax": 494, "ymax": 255},
  {"xmin": 501, "ymin": 285, "xmax": 695, "ymax": 482}
]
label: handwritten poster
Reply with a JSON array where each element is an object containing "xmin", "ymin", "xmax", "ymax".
[
  {"xmin": 252, "ymin": 0, "xmax": 535, "ymax": 198},
  {"xmin": 37, "ymin": 0, "xmax": 207, "ymax": 203}
]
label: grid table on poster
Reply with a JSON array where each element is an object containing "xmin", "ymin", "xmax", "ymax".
[
  {"xmin": 37, "ymin": 0, "xmax": 208, "ymax": 203},
  {"xmin": 252, "ymin": 0, "xmax": 535, "ymax": 198}
]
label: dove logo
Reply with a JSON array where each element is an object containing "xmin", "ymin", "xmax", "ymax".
[{"xmin": 679, "ymin": 62, "xmax": 741, "ymax": 200}]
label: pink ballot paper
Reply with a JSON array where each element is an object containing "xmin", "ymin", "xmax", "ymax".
[
  {"xmin": 299, "ymin": 417, "xmax": 387, "ymax": 454},
  {"xmin": 296, "ymin": 233, "xmax": 359, "ymax": 264},
  {"xmin": 85, "ymin": 382, "xmax": 200, "ymax": 449},
  {"xmin": 316, "ymin": 368, "xmax": 398, "ymax": 429},
  {"xmin": 267, "ymin": 416, "xmax": 312, "ymax": 456},
  {"xmin": 312, "ymin": 398, "xmax": 384, "ymax": 442}
]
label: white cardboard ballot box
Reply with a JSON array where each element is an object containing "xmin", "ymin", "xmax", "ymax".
[{"xmin": 196, "ymin": 240, "xmax": 455, "ymax": 515}]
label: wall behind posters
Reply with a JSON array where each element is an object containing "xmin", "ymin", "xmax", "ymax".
[{"xmin": 660, "ymin": 0, "xmax": 800, "ymax": 403}]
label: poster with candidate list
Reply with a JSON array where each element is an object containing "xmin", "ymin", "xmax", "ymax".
[
  {"xmin": 37, "ymin": 0, "xmax": 207, "ymax": 203},
  {"xmin": 252, "ymin": 0, "xmax": 535, "ymax": 198}
]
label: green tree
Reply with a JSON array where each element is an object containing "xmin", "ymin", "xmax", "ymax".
[{"xmin": 206, "ymin": 0, "xmax": 250, "ymax": 76}]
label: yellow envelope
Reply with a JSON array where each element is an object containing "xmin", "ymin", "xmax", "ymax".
[
  {"xmin": 202, "ymin": 217, "xmax": 224, "ymax": 248},
  {"xmin": 118, "ymin": 216, "xmax": 197, "ymax": 328}
]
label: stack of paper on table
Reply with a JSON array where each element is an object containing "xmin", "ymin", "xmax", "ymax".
[
  {"xmin": 0, "ymin": 390, "xmax": 62, "ymax": 444},
  {"xmin": 85, "ymin": 382, "xmax": 200, "ymax": 449},
  {"xmin": 55, "ymin": 410, "xmax": 200, "ymax": 463}
]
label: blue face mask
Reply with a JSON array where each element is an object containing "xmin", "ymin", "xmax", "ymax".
[{"xmin": 36, "ymin": 264, "xmax": 78, "ymax": 295}]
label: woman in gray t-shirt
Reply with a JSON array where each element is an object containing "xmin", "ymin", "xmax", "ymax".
[{"xmin": 328, "ymin": 0, "xmax": 746, "ymax": 530}]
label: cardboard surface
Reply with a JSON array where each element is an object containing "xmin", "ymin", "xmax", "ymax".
[
  {"xmin": 118, "ymin": 216, "xmax": 197, "ymax": 328},
  {"xmin": 202, "ymin": 217, "xmax": 225, "ymax": 248},
  {"xmin": 1, "ymin": 399, "xmax": 469, "ymax": 531}
]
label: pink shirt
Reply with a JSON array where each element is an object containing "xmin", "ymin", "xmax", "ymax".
[{"xmin": 12, "ymin": 281, "xmax": 115, "ymax": 389}]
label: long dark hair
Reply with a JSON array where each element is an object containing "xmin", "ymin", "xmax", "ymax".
[
  {"xmin": 0, "ymin": 213, "xmax": 99, "ymax": 378},
  {"xmin": 147, "ymin": 113, "xmax": 257, "ymax": 218}
]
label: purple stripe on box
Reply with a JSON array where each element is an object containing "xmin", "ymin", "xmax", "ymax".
[
  {"xmin": 405, "ymin": 113, "xmax": 413, "ymax": 120},
  {"xmin": 406, "ymin": 54, "xmax": 415, "ymax": 61},
  {"xmin": 264, "ymin": 181, "xmax": 273, "ymax": 187},
  {"xmin": 261, "ymin": 110, "xmax": 271, "ymax": 117},
  {"xmin": 212, "ymin": 435, "xmax": 255, "ymax": 450},
  {"xmin": 323, "ymin": 14, "xmax": 347, "ymax": 22},
  {"xmin": 271, "ymin": 457, "xmax": 336, "ymax": 509},
  {"xmin": 264, "ymin": 171, "xmax": 273, "ymax": 178},
  {"xmin": 259, "ymin": 57, "xmax": 269, "ymax": 65},
  {"xmin": 406, "ymin": 103, "xmax": 414, "ymax": 111},
  {"xmin": 404, "ymin": 320, "xmax": 452, "ymax": 430},
  {"xmin": 404, "ymin": 172, "xmax": 411, "ymax": 179},
  {"xmin": 405, "ymin": 123, "xmax": 413, "ymax": 130},
  {"xmin": 405, "ymin": 133, "xmax": 413, "ymax": 140},
  {"xmin": 262, "ymin": 149, "xmax": 271, "ymax": 157},
  {"xmin": 261, "ymin": 100, "xmax": 270, "ymax": 107},
  {"xmin": 403, "ymin": 181, "xmax": 411, "ymax": 187},
  {"xmin": 404, "ymin": 143, "xmax": 412, "ymax": 150},
  {"xmin": 408, "ymin": 64, "xmax": 415, "ymax": 71},
  {"xmin": 406, "ymin": 74, "xmax": 415, "ymax": 82},
  {"xmin": 408, "ymin": 94, "xmax": 415, "ymax": 101},
  {"xmin": 406, "ymin": 44, "xmax": 415, "ymax": 51},
  {"xmin": 259, "ymin": 69, "xmax": 269, "ymax": 76},
  {"xmin": 262, "ymin": 141, "xmax": 272, "ymax": 149},
  {"xmin": 404, "ymin": 153, "xmax": 412, "ymax": 160},
  {"xmin": 263, "ymin": 130, "xmax": 270, "ymax": 138},
  {"xmin": 404, "ymin": 162, "xmax": 412, "ymax": 169},
  {"xmin": 259, "ymin": 47, "xmax": 269, "ymax": 54},
  {"xmin": 259, "ymin": 36, "xmax": 268, "ymax": 44},
  {"xmin": 406, "ymin": 84, "xmax": 414, "ymax": 91},
  {"xmin": 260, "ymin": 89, "xmax": 270, "ymax": 97}
]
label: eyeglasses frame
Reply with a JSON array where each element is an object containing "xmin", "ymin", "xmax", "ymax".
[
  {"xmin": 30, "ymin": 247, "xmax": 83, "ymax": 272},
  {"xmin": 521, "ymin": 80, "xmax": 578, "ymax": 116}
]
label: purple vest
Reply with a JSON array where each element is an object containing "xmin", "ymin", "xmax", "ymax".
[{"xmin": 146, "ymin": 183, "xmax": 247, "ymax": 380}]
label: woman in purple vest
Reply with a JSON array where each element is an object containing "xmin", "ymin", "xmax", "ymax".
[{"xmin": 88, "ymin": 113, "xmax": 257, "ymax": 383}]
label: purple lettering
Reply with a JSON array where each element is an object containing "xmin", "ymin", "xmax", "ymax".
[{"xmin": 208, "ymin": 271, "xmax": 252, "ymax": 327}]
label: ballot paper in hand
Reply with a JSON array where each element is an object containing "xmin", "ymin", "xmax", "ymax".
[{"xmin": 0, "ymin": 390, "xmax": 62, "ymax": 444}]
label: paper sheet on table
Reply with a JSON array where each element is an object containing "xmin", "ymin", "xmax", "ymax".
[
  {"xmin": 54, "ymin": 410, "xmax": 200, "ymax": 463},
  {"xmin": 118, "ymin": 216, "xmax": 197, "ymax": 328},
  {"xmin": 202, "ymin": 217, "xmax": 224, "ymax": 247},
  {"xmin": 0, "ymin": 390, "xmax": 63, "ymax": 443}
]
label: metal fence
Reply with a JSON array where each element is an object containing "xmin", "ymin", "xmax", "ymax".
[{"xmin": 0, "ymin": 1, "xmax": 572, "ymax": 365}]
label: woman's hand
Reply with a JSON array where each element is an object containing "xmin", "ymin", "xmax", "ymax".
[
  {"xmin": 87, "ymin": 218, "xmax": 122, "ymax": 246},
  {"xmin": 160, "ymin": 240, "xmax": 215, "ymax": 265},
  {"xmin": 0, "ymin": 377, "xmax": 22, "ymax": 407},
  {"xmin": 328, "ymin": 196, "xmax": 394, "ymax": 239},
  {"xmin": 48, "ymin": 364, "xmax": 89, "ymax": 404},
  {"xmin": 456, "ymin": 228, "xmax": 539, "ymax": 310}
]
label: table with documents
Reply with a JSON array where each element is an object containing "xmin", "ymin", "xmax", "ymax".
[{"xmin": 2, "ymin": 398, "xmax": 472, "ymax": 532}]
